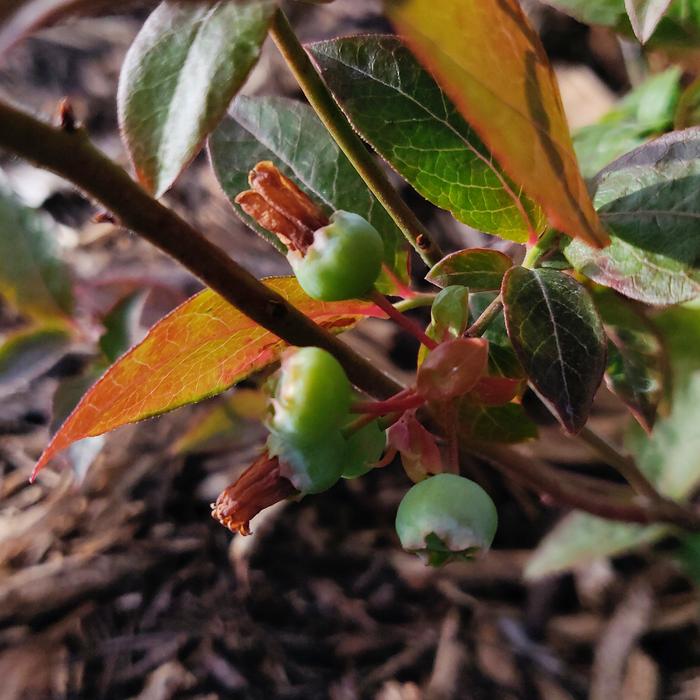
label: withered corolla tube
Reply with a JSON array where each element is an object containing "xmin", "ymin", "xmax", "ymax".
[{"xmin": 211, "ymin": 451, "xmax": 297, "ymax": 535}]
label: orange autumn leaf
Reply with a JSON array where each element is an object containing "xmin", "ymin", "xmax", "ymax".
[
  {"xmin": 385, "ymin": 0, "xmax": 609, "ymax": 248},
  {"xmin": 33, "ymin": 277, "xmax": 381, "ymax": 478}
]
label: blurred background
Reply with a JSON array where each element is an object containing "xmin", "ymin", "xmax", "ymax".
[{"xmin": 0, "ymin": 1, "xmax": 699, "ymax": 698}]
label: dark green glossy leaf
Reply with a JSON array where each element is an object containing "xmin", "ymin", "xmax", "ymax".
[
  {"xmin": 502, "ymin": 268, "xmax": 607, "ymax": 433},
  {"xmin": 460, "ymin": 400, "xmax": 537, "ymax": 444},
  {"xmin": 118, "ymin": 0, "xmax": 277, "ymax": 197},
  {"xmin": 208, "ymin": 95, "xmax": 409, "ymax": 291},
  {"xmin": 565, "ymin": 129, "xmax": 700, "ymax": 305},
  {"xmin": 593, "ymin": 288, "xmax": 666, "ymax": 432},
  {"xmin": 0, "ymin": 183, "xmax": 73, "ymax": 322},
  {"xmin": 427, "ymin": 249, "xmax": 513, "ymax": 290},
  {"xmin": 309, "ymin": 35, "xmax": 544, "ymax": 243}
]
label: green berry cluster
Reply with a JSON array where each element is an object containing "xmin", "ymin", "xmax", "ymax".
[{"xmin": 268, "ymin": 346, "xmax": 386, "ymax": 494}]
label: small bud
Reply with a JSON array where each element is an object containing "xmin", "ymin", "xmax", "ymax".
[
  {"xmin": 57, "ymin": 97, "xmax": 78, "ymax": 132},
  {"xmin": 387, "ymin": 412, "xmax": 443, "ymax": 483},
  {"xmin": 395, "ymin": 474, "xmax": 498, "ymax": 566}
]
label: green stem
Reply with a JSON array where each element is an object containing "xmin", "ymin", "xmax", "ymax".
[
  {"xmin": 0, "ymin": 98, "xmax": 402, "ymax": 401},
  {"xmin": 269, "ymin": 10, "xmax": 443, "ymax": 268},
  {"xmin": 522, "ymin": 228, "xmax": 558, "ymax": 269},
  {"xmin": 393, "ymin": 294, "xmax": 436, "ymax": 313}
]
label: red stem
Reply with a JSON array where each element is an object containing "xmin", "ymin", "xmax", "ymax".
[
  {"xmin": 370, "ymin": 290, "xmax": 438, "ymax": 350},
  {"xmin": 352, "ymin": 389, "xmax": 425, "ymax": 416}
]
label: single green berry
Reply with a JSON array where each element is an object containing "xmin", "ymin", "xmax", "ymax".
[
  {"xmin": 271, "ymin": 347, "xmax": 351, "ymax": 441},
  {"xmin": 268, "ymin": 429, "xmax": 346, "ymax": 494},
  {"xmin": 289, "ymin": 211, "xmax": 384, "ymax": 301},
  {"xmin": 341, "ymin": 419, "xmax": 386, "ymax": 479},
  {"xmin": 395, "ymin": 474, "xmax": 498, "ymax": 566}
]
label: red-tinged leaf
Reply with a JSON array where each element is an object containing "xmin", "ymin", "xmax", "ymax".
[
  {"xmin": 387, "ymin": 412, "xmax": 443, "ymax": 482},
  {"xmin": 384, "ymin": 0, "xmax": 609, "ymax": 248},
  {"xmin": 469, "ymin": 376, "xmax": 522, "ymax": 406},
  {"xmin": 33, "ymin": 277, "xmax": 381, "ymax": 478},
  {"xmin": 427, "ymin": 249, "xmax": 513, "ymax": 291},
  {"xmin": 416, "ymin": 338, "xmax": 488, "ymax": 402}
]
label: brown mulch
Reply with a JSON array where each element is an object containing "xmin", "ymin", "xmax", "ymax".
[{"xmin": 1, "ymin": 3, "xmax": 699, "ymax": 699}]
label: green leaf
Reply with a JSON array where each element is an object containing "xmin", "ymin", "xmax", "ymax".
[
  {"xmin": 573, "ymin": 67, "xmax": 681, "ymax": 178},
  {"xmin": 565, "ymin": 129, "xmax": 700, "ymax": 305},
  {"xmin": 308, "ymin": 36, "xmax": 544, "ymax": 242},
  {"xmin": 625, "ymin": 0, "xmax": 674, "ymax": 43},
  {"xmin": 502, "ymin": 268, "xmax": 607, "ymax": 433},
  {"xmin": 0, "ymin": 325, "xmax": 71, "ymax": 397},
  {"xmin": 208, "ymin": 95, "xmax": 409, "ymax": 291},
  {"xmin": 460, "ymin": 400, "xmax": 537, "ymax": 444},
  {"xmin": 593, "ymin": 288, "xmax": 666, "ymax": 432},
  {"xmin": 426, "ymin": 249, "xmax": 513, "ymax": 291},
  {"xmin": 525, "ymin": 512, "xmax": 665, "ymax": 579},
  {"xmin": 118, "ymin": 0, "xmax": 277, "ymax": 197},
  {"xmin": 0, "ymin": 182, "xmax": 73, "ymax": 322}
]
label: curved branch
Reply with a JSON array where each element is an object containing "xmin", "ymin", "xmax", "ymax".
[{"xmin": 0, "ymin": 98, "xmax": 402, "ymax": 399}]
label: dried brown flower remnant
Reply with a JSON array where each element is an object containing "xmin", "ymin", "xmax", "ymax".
[
  {"xmin": 235, "ymin": 161, "xmax": 329, "ymax": 253},
  {"xmin": 211, "ymin": 451, "xmax": 298, "ymax": 535}
]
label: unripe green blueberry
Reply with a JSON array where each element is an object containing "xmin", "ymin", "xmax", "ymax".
[
  {"xmin": 395, "ymin": 474, "xmax": 498, "ymax": 566},
  {"xmin": 271, "ymin": 347, "xmax": 351, "ymax": 441},
  {"xmin": 289, "ymin": 211, "xmax": 384, "ymax": 301},
  {"xmin": 268, "ymin": 429, "xmax": 346, "ymax": 494},
  {"xmin": 341, "ymin": 419, "xmax": 386, "ymax": 479}
]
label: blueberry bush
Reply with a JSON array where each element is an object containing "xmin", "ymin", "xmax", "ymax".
[{"xmin": 2, "ymin": 0, "xmax": 700, "ymax": 580}]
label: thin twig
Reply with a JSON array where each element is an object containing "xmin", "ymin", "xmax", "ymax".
[
  {"xmin": 371, "ymin": 290, "xmax": 438, "ymax": 349},
  {"xmin": 269, "ymin": 9, "xmax": 443, "ymax": 268},
  {"xmin": 465, "ymin": 295, "xmax": 503, "ymax": 337}
]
